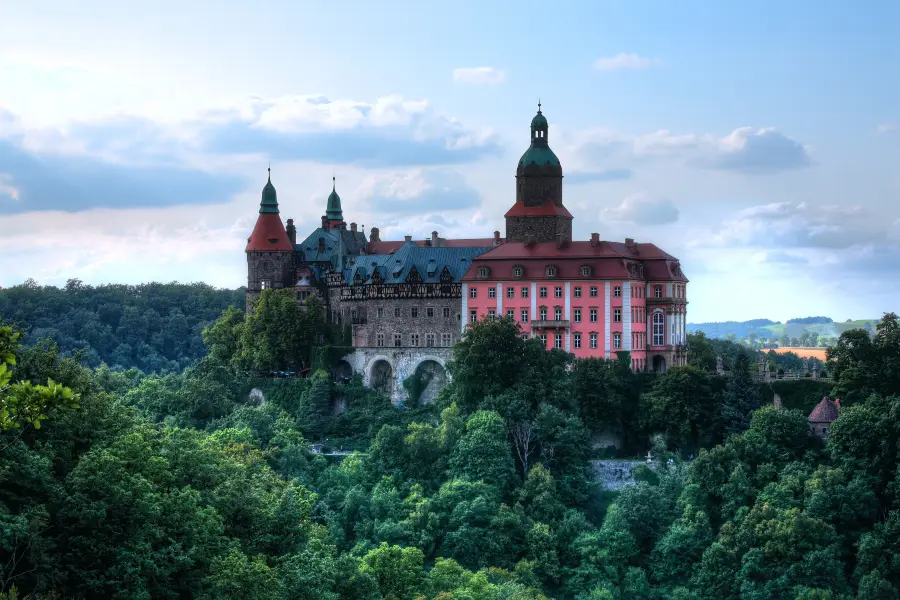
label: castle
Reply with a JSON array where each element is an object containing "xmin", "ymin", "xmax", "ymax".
[{"xmin": 245, "ymin": 105, "xmax": 688, "ymax": 404}]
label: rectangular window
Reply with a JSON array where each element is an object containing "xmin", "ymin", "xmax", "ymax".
[
  {"xmin": 614, "ymin": 309, "xmax": 621, "ymax": 323},
  {"xmin": 614, "ymin": 333, "xmax": 621, "ymax": 349},
  {"xmin": 470, "ymin": 287, "xmax": 478, "ymax": 298},
  {"xmin": 590, "ymin": 309, "xmax": 597, "ymax": 323},
  {"xmin": 590, "ymin": 333, "xmax": 598, "ymax": 349},
  {"xmin": 426, "ymin": 307, "xmax": 434, "ymax": 318},
  {"xmin": 394, "ymin": 333, "xmax": 402, "ymax": 347},
  {"xmin": 555, "ymin": 286, "xmax": 562, "ymax": 298},
  {"xmin": 394, "ymin": 307, "xmax": 401, "ymax": 318},
  {"xmin": 410, "ymin": 333, "xmax": 419, "ymax": 347},
  {"xmin": 540, "ymin": 334, "xmax": 547, "ymax": 346},
  {"xmin": 411, "ymin": 307, "xmax": 419, "ymax": 318},
  {"xmin": 540, "ymin": 287, "xmax": 547, "ymax": 298},
  {"xmin": 574, "ymin": 309, "xmax": 582, "ymax": 323},
  {"xmin": 522, "ymin": 287, "xmax": 529, "ymax": 298},
  {"xmin": 426, "ymin": 333, "xmax": 435, "ymax": 347},
  {"xmin": 488, "ymin": 309, "xmax": 496, "ymax": 319},
  {"xmin": 653, "ymin": 311, "xmax": 664, "ymax": 346},
  {"xmin": 443, "ymin": 307, "xmax": 451, "ymax": 318},
  {"xmin": 261, "ymin": 280, "xmax": 271, "ymax": 290},
  {"xmin": 574, "ymin": 286, "xmax": 582, "ymax": 298},
  {"xmin": 489, "ymin": 287, "xmax": 496, "ymax": 299},
  {"xmin": 377, "ymin": 307, "xmax": 384, "ymax": 318},
  {"xmin": 554, "ymin": 307, "xmax": 562, "ymax": 320},
  {"xmin": 470, "ymin": 310, "xmax": 477, "ymax": 323},
  {"xmin": 376, "ymin": 333, "xmax": 384, "ymax": 347},
  {"xmin": 540, "ymin": 308, "xmax": 547, "ymax": 320},
  {"xmin": 614, "ymin": 286, "xmax": 621, "ymax": 297},
  {"xmin": 507, "ymin": 287, "xmax": 515, "ymax": 298},
  {"xmin": 441, "ymin": 333, "xmax": 452, "ymax": 347},
  {"xmin": 521, "ymin": 310, "xmax": 529, "ymax": 323},
  {"xmin": 655, "ymin": 286, "xmax": 662, "ymax": 298},
  {"xmin": 590, "ymin": 286, "xmax": 598, "ymax": 298},
  {"xmin": 555, "ymin": 333, "xmax": 562, "ymax": 349},
  {"xmin": 574, "ymin": 333, "xmax": 582, "ymax": 348},
  {"xmin": 507, "ymin": 309, "xmax": 515, "ymax": 319}
]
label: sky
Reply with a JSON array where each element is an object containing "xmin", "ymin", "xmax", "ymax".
[{"xmin": 1, "ymin": 0, "xmax": 898, "ymax": 323}]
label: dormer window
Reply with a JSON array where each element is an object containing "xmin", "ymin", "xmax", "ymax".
[
  {"xmin": 580, "ymin": 265, "xmax": 591, "ymax": 277},
  {"xmin": 546, "ymin": 265, "xmax": 557, "ymax": 278},
  {"xmin": 477, "ymin": 265, "xmax": 490, "ymax": 278},
  {"xmin": 512, "ymin": 265, "xmax": 524, "ymax": 278}
]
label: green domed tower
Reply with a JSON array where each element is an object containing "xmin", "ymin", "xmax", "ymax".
[
  {"xmin": 505, "ymin": 103, "xmax": 573, "ymax": 243},
  {"xmin": 325, "ymin": 176, "xmax": 345, "ymax": 228}
]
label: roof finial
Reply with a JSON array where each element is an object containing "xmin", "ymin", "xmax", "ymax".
[
  {"xmin": 538, "ymin": 98, "xmax": 542, "ymax": 113},
  {"xmin": 332, "ymin": 168, "xmax": 336, "ymax": 191}
]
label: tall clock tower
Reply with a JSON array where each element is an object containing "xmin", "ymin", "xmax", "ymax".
[{"xmin": 504, "ymin": 103, "xmax": 573, "ymax": 243}]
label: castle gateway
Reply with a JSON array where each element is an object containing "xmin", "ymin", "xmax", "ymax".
[{"xmin": 245, "ymin": 105, "xmax": 688, "ymax": 404}]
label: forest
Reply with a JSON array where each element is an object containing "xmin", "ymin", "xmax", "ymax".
[{"xmin": 1, "ymin": 284, "xmax": 899, "ymax": 600}]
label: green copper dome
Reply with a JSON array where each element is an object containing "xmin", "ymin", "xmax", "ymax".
[
  {"xmin": 518, "ymin": 103, "xmax": 562, "ymax": 174},
  {"xmin": 326, "ymin": 177, "xmax": 343, "ymax": 221},
  {"xmin": 259, "ymin": 169, "xmax": 279, "ymax": 214}
]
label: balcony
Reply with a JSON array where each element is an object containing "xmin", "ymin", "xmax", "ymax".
[{"xmin": 531, "ymin": 319, "xmax": 570, "ymax": 329}]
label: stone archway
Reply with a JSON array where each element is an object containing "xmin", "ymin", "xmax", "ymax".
[
  {"xmin": 370, "ymin": 359, "xmax": 394, "ymax": 395},
  {"xmin": 405, "ymin": 359, "xmax": 449, "ymax": 405},
  {"xmin": 334, "ymin": 360, "xmax": 353, "ymax": 382},
  {"xmin": 652, "ymin": 355, "xmax": 667, "ymax": 373}
]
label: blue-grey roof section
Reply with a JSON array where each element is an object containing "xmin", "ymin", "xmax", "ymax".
[
  {"xmin": 342, "ymin": 241, "xmax": 493, "ymax": 285},
  {"xmin": 296, "ymin": 227, "xmax": 368, "ymax": 264}
]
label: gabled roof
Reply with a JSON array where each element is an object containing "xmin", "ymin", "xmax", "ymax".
[
  {"xmin": 296, "ymin": 227, "xmax": 368, "ymax": 264},
  {"xmin": 343, "ymin": 242, "xmax": 493, "ymax": 285},
  {"xmin": 809, "ymin": 396, "xmax": 840, "ymax": 423}
]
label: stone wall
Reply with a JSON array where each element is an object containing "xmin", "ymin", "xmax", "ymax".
[
  {"xmin": 505, "ymin": 215, "xmax": 572, "ymax": 244},
  {"xmin": 343, "ymin": 346, "xmax": 453, "ymax": 406},
  {"xmin": 589, "ymin": 460, "xmax": 643, "ymax": 491},
  {"xmin": 338, "ymin": 297, "xmax": 463, "ymax": 349}
]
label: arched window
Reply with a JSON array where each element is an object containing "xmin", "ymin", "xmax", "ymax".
[
  {"xmin": 546, "ymin": 265, "xmax": 557, "ymax": 277},
  {"xmin": 652, "ymin": 311, "xmax": 665, "ymax": 346}
]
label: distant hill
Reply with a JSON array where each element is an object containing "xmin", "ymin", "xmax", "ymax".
[{"xmin": 687, "ymin": 317, "xmax": 880, "ymax": 347}]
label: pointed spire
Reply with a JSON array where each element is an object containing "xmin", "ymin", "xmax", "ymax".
[
  {"xmin": 538, "ymin": 98, "xmax": 542, "ymax": 113},
  {"xmin": 326, "ymin": 172, "xmax": 344, "ymax": 222},
  {"xmin": 259, "ymin": 166, "xmax": 279, "ymax": 214}
]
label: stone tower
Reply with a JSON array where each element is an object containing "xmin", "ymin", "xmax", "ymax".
[
  {"xmin": 504, "ymin": 103, "xmax": 573, "ymax": 243},
  {"xmin": 245, "ymin": 169, "xmax": 295, "ymax": 308}
]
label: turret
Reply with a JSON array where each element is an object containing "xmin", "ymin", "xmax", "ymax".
[
  {"xmin": 504, "ymin": 102, "xmax": 573, "ymax": 243},
  {"xmin": 326, "ymin": 176, "xmax": 345, "ymax": 228},
  {"xmin": 245, "ymin": 168, "xmax": 295, "ymax": 308}
]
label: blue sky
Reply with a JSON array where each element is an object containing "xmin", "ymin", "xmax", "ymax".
[{"xmin": 1, "ymin": 0, "xmax": 898, "ymax": 322}]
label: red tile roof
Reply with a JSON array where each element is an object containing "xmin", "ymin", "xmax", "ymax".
[
  {"xmin": 808, "ymin": 396, "xmax": 840, "ymax": 423},
  {"xmin": 504, "ymin": 200, "xmax": 573, "ymax": 218},
  {"xmin": 246, "ymin": 214, "xmax": 294, "ymax": 252}
]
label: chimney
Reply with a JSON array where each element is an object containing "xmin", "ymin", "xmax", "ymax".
[
  {"xmin": 524, "ymin": 234, "xmax": 535, "ymax": 248},
  {"xmin": 590, "ymin": 233, "xmax": 600, "ymax": 247},
  {"xmin": 424, "ymin": 238, "xmax": 432, "ymax": 247},
  {"xmin": 404, "ymin": 235, "xmax": 412, "ymax": 242},
  {"xmin": 493, "ymin": 230, "xmax": 501, "ymax": 245},
  {"xmin": 431, "ymin": 231, "xmax": 439, "ymax": 247},
  {"xmin": 350, "ymin": 222, "xmax": 357, "ymax": 233},
  {"xmin": 317, "ymin": 237, "xmax": 325, "ymax": 253},
  {"xmin": 321, "ymin": 215, "xmax": 328, "ymax": 229},
  {"xmin": 625, "ymin": 237, "xmax": 638, "ymax": 254},
  {"xmin": 286, "ymin": 218, "xmax": 296, "ymax": 244},
  {"xmin": 370, "ymin": 227, "xmax": 380, "ymax": 243}
]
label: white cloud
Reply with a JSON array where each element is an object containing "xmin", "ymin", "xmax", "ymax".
[
  {"xmin": 356, "ymin": 169, "xmax": 482, "ymax": 214},
  {"xmin": 563, "ymin": 125, "xmax": 811, "ymax": 174},
  {"xmin": 593, "ymin": 53, "xmax": 659, "ymax": 71},
  {"xmin": 452, "ymin": 67, "xmax": 506, "ymax": 85},
  {"xmin": 602, "ymin": 192, "xmax": 679, "ymax": 226},
  {"xmin": 877, "ymin": 123, "xmax": 897, "ymax": 135}
]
